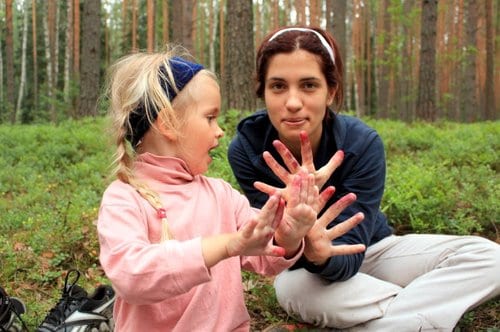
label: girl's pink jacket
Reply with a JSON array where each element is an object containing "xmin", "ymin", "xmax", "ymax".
[{"xmin": 97, "ymin": 153, "xmax": 302, "ymax": 331}]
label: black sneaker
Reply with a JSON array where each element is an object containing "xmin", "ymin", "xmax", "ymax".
[
  {"xmin": 36, "ymin": 270, "xmax": 115, "ymax": 332},
  {"xmin": 0, "ymin": 286, "xmax": 28, "ymax": 332}
]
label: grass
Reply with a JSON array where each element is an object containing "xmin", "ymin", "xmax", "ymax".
[{"xmin": 0, "ymin": 115, "xmax": 498, "ymax": 331}]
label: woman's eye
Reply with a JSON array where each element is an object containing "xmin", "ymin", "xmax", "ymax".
[
  {"xmin": 270, "ymin": 83, "xmax": 285, "ymax": 91},
  {"xmin": 303, "ymin": 82, "xmax": 317, "ymax": 90}
]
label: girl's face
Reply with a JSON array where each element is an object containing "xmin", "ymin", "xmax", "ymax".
[
  {"xmin": 264, "ymin": 49, "xmax": 334, "ymax": 157},
  {"xmin": 174, "ymin": 74, "xmax": 224, "ymax": 175}
]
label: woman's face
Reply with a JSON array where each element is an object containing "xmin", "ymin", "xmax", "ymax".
[{"xmin": 264, "ymin": 49, "xmax": 334, "ymax": 155}]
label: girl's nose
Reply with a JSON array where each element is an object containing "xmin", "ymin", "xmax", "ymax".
[{"xmin": 216, "ymin": 124, "xmax": 224, "ymax": 138}]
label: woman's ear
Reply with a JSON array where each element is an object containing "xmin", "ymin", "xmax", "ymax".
[{"xmin": 327, "ymin": 86, "xmax": 337, "ymax": 106}]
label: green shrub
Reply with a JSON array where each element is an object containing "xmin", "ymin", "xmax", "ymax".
[{"xmin": 0, "ymin": 115, "xmax": 498, "ymax": 329}]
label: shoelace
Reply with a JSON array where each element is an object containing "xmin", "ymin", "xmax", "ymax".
[
  {"xmin": 40, "ymin": 270, "xmax": 87, "ymax": 326},
  {"xmin": 0, "ymin": 287, "xmax": 28, "ymax": 332}
]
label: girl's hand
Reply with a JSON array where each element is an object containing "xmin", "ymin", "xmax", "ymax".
[
  {"xmin": 255, "ymin": 131, "xmax": 343, "ymax": 198},
  {"xmin": 274, "ymin": 170, "xmax": 319, "ymax": 257},
  {"xmin": 226, "ymin": 193, "xmax": 286, "ymax": 258},
  {"xmin": 304, "ymin": 192, "xmax": 366, "ymax": 265}
]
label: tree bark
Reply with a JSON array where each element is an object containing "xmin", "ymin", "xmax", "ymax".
[
  {"xmin": 80, "ymin": 0, "xmax": 101, "ymax": 117},
  {"xmin": 223, "ymin": 0, "xmax": 255, "ymax": 112},
  {"xmin": 131, "ymin": 0, "xmax": 137, "ymax": 50},
  {"xmin": 5, "ymin": 0, "xmax": 15, "ymax": 123},
  {"xmin": 16, "ymin": 1, "xmax": 29, "ymax": 123},
  {"xmin": 162, "ymin": 0, "xmax": 169, "ymax": 45},
  {"xmin": 416, "ymin": 0, "xmax": 437, "ymax": 121},
  {"xmin": 326, "ymin": 0, "xmax": 346, "ymax": 110},
  {"xmin": 484, "ymin": 0, "xmax": 495, "ymax": 120},
  {"xmin": 32, "ymin": 0, "xmax": 39, "ymax": 114},
  {"xmin": 376, "ymin": 0, "xmax": 390, "ymax": 118},
  {"xmin": 64, "ymin": 0, "xmax": 74, "ymax": 112},
  {"xmin": 462, "ymin": 0, "xmax": 478, "ymax": 121},
  {"xmin": 147, "ymin": 0, "xmax": 155, "ymax": 52}
]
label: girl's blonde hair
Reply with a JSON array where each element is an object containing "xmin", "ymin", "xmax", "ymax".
[{"xmin": 103, "ymin": 48, "xmax": 216, "ymax": 241}]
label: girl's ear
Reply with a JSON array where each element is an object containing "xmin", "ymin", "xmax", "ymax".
[{"xmin": 155, "ymin": 116, "xmax": 177, "ymax": 141}]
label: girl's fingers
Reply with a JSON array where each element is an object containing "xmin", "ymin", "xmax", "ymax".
[
  {"xmin": 287, "ymin": 172, "xmax": 303, "ymax": 207},
  {"xmin": 271, "ymin": 198, "xmax": 285, "ymax": 230},
  {"xmin": 272, "ymin": 140, "xmax": 301, "ymax": 174},
  {"xmin": 254, "ymin": 181, "xmax": 281, "ymax": 196},
  {"xmin": 326, "ymin": 212, "xmax": 365, "ymax": 240},
  {"xmin": 264, "ymin": 244, "xmax": 286, "ymax": 257},
  {"xmin": 256, "ymin": 193, "xmax": 280, "ymax": 229},
  {"xmin": 241, "ymin": 219, "xmax": 258, "ymax": 238},
  {"xmin": 263, "ymin": 151, "xmax": 291, "ymax": 184},
  {"xmin": 307, "ymin": 173, "xmax": 317, "ymax": 206}
]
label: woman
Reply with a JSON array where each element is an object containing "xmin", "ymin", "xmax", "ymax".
[{"xmin": 227, "ymin": 26, "xmax": 500, "ymax": 331}]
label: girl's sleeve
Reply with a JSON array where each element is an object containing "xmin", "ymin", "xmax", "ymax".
[{"xmin": 97, "ymin": 190, "xmax": 211, "ymax": 305}]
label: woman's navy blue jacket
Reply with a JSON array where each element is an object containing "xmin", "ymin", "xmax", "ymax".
[{"xmin": 227, "ymin": 109, "xmax": 393, "ymax": 282}]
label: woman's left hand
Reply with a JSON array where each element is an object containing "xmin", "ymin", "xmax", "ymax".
[{"xmin": 303, "ymin": 192, "xmax": 366, "ymax": 265}]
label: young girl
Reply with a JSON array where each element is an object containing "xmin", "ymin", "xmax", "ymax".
[
  {"xmin": 228, "ymin": 26, "xmax": 500, "ymax": 331},
  {"xmin": 97, "ymin": 49, "xmax": 332, "ymax": 331}
]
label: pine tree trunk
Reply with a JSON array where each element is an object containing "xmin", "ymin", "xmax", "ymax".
[
  {"xmin": 326, "ymin": 0, "xmax": 346, "ymax": 110},
  {"xmin": 5, "ymin": 0, "xmax": 15, "ymax": 123},
  {"xmin": 80, "ymin": 0, "xmax": 101, "ymax": 117},
  {"xmin": 484, "ymin": 0, "xmax": 496, "ymax": 119},
  {"xmin": 15, "ymin": 2, "xmax": 29, "ymax": 123},
  {"xmin": 0, "ymin": 38, "xmax": 3, "ymax": 107},
  {"xmin": 376, "ymin": 0, "xmax": 390, "ymax": 118},
  {"xmin": 208, "ymin": 0, "xmax": 217, "ymax": 72},
  {"xmin": 182, "ymin": 1, "xmax": 194, "ymax": 54},
  {"xmin": 132, "ymin": 0, "xmax": 137, "ymax": 50},
  {"xmin": 32, "ymin": 0, "xmax": 39, "ymax": 114},
  {"xmin": 147, "ymin": 0, "xmax": 155, "ymax": 52},
  {"xmin": 462, "ymin": 0, "xmax": 478, "ymax": 121},
  {"xmin": 162, "ymin": 0, "xmax": 169, "ymax": 45},
  {"xmin": 64, "ymin": 0, "xmax": 74, "ymax": 114},
  {"xmin": 223, "ymin": 0, "xmax": 255, "ymax": 112},
  {"xmin": 417, "ymin": 0, "xmax": 437, "ymax": 121}
]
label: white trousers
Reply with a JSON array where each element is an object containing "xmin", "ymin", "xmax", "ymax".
[{"xmin": 274, "ymin": 234, "xmax": 500, "ymax": 331}]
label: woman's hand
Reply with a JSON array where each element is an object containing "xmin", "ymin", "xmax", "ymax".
[
  {"xmin": 304, "ymin": 192, "xmax": 366, "ymax": 265},
  {"xmin": 254, "ymin": 131, "xmax": 343, "ymax": 200},
  {"xmin": 225, "ymin": 193, "xmax": 286, "ymax": 258}
]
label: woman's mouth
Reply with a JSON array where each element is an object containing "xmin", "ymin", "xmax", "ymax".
[{"xmin": 282, "ymin": 118, "xmax": 306, "ymax": 127}]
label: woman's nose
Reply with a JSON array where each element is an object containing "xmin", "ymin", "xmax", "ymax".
[{"xmin": 285, "ymin": 90, "xmax": 303, "ymax": 112}]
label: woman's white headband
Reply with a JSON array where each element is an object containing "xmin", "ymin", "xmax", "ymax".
[{"xmin": 268, "ymin": 28, "xmax": 336, "ymax": 65}]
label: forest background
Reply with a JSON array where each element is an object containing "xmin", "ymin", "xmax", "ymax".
[
  {"xmin": 0, "ymin": 0, "xmax": 498, "ymax": 124},
  {"xmin": 0, "ymin": 0, "xmax": 499, "ymax": 330}
]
